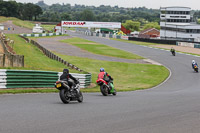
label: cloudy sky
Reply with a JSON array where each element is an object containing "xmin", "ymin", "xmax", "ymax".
[{"xmin": 11, "ymin": 0, "xmax": 200, "ymax": 10}]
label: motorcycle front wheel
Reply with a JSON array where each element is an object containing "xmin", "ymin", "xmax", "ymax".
[
  {"xmin": 77, "ymin": 91, "xmax": 83, "ymax": 103},
  {"xmin": 59, "ymin": 89, "xmax": 70, "ymax": 104},
  {"xmin": 112, "ymin": 89, "xmax": 117, "ymax": 96}
]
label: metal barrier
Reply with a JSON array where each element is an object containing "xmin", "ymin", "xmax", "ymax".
[
  {"xmin": 0, "ymin": 69, "xmax": 91, "ymax": 89},
  {"xmin": 20, "ymin": 33, "xmax": 62, "ymax": 37}
]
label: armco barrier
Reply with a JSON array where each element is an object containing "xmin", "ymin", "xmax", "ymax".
[
  {"xmin": 128, "ymin": 37, "xmax": 177, "ymax": 45},
  {"xmin": 58, "ymin": 72, "xmax": 92, "ymax": 88},
  {"xmin": 20, "ymin": 33, "xmax": 62, "ymax": 37},
  {"xmin": 0, "ymin": 69, "xmax": 91, "ymax": 89}
]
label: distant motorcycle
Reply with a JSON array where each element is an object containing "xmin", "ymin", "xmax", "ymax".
[
  {"xmin": 96, "ymin": 79, "xmax": 116, "ymax": 96},
  {"xmin": 193, "ymin": 64, "xmax": 198, "ymax": 72},
  {"xmin": 171, "ymin": 50, "xmax": 175, "ymax": 56},
  {"xmin": 55, "ymin": 80, "xmax": 83, "ymax": 104}
]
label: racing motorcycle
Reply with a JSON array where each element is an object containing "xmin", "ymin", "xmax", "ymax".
[
  {"xmin": 171, "ymin": 50, "xmax": 175, "ymax": 56},
  {"xmin": 96, "ymin": 79, "xmax": 116, "ymax": 96},
  {"xmin": 193, "ymin": 64, "xmax": 198, "ymax": 72},
  {"xmin": 55, "ymin": 80, "xmax": 83, "ymax": 104}
]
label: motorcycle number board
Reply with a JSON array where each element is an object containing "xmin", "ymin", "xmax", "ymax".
[{"xmin": 56, "ymin": 83, "xmax": 61, "ymax": 88}]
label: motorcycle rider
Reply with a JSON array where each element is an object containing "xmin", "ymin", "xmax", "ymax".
[
  {"xmin": 60, "ymin": 69, "xmax": 79, "ymax": 90},
  {"xmin": 192, "ymin": 60, "xmax": 198, "ymax": 69},
  {"xmin": 170, "ymin": 47, "xmax": 175, "ymax": 54},
  {"xmin": 97, "ymin": 68, "xmax": 115, "ymax": 92}
]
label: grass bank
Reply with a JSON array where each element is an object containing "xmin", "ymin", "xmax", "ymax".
[
  {"xmin": 0, "ymin": 35, "xmax": 169, "ymax": 93},
  {"xmin": 54, "ymin": 53, "xmax": 169, "ymax": 92},
  {"xmin": 41, "ymin": 25, "xmax": 55, "ymax": 32},
  {"xmin": 41, "ymin": 25, "xmax": 76, "ymax": 32},
  {"xmin": 0, "ymin": 89, "xmax": 58, "ymax": 94},
  {"xmin": 3, "ymin": 34, "xmax": 81, "ymax": 73},
  {"xmin": 0, "ymin": 16, "xmax": 34, "ymax": 29},
  {"xmin": 60, "ymin": 37, "xmax": 143, "ymax": 59}
]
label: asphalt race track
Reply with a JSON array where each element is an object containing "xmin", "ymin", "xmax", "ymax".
[{"xmin": 1, "ymin": 32, "xmax": 200, "ymax": 133}]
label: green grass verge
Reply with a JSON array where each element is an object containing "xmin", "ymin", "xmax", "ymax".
[
  {"xmin": 0, "ymin": 16, "xmax": 34, "ymax": 29},
  {"xmin": 111, "ymin": 38, "xmax": 166, "ymax": 46},
  {"xmin": 0, "ymin": 34, "xmax": 169, "ymax": 94},
  {"xmin": 40, "ymin": 25, "xmax": 76, "ymax": 31},
  {"xmin": 0, "ymin": 89, "xmax": 58, "ymax": 94},
  {"xmin": 54, "ymin": 52, "xmax": 169, "ymax": 92},
  {"xmin": 3, "ymin": 34, "xmax": 82, "ymax": 73},
  {"xmin": 41, "ymin": 25, "xmax": 55, "ymax": 32},
  {"xmin": 60, "ymin": 37, "xmax": 143, "ymax": 59}
]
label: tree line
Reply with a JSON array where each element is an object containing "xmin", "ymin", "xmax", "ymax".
[
  {"xmin": 0, "ymin": 0, "xmax": 42, "ymax": 20},
  {"xmin": 36, "ymin": 1, "xmax": 160, "ymax": 24},
  {"xmin": 2, "ymin": 1, "xmax": 200, "ymax": 32}
]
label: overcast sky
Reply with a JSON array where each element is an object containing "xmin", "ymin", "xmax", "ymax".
[{"xmin": 11, "ymin": 0, "xmax": 200, "ymax": 10}]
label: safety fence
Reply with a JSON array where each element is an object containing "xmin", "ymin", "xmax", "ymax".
[
  {"xmin": 20, "ymin": 32, "xmax": 62, "ymax": 37},
  {"xmin": 128, "ymin": 37, "xmax": 177, "ymax": 45},
  {"xmin": 0, "ymin": 69, "xmax": 91, "ymax": 89},
  {"xmin": 0, "ymin": 32, "xmax": 24, "ymax": 67}
]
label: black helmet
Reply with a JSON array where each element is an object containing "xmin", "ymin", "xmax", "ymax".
[{"xmin": 63, "ymin": 69, "xmax": 69, "ymax": 73}]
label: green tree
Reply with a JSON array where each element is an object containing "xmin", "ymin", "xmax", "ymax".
[
  {"xmin": 80, "ymin": 9, "xmax": 96, "ymax": 21},
  {"xmin": 0, "ymin": 1, "xmax": 19, "ymax": 17},
  {"xmin": 143, "ymin": 22, "xmax": 160, "ymax": 30},
  {"xmin": 122, "ymin": 20, "xmax": 141, "ymax": 31},
  {"xmin": 22, "ymin": 3, "xmax": 36, "ymax": 20},
  {"xmin": 61, "ymin": 12, "xmax": 72, "ymax": 21},
  {"xmin": 197, "ymin": 19, "xmax": 200, "ymax": 24},
  {"xmin": 33, "ymin": 5, "xmax": 43, "ymax": 21}
]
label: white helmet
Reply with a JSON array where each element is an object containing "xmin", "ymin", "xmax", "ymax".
[{"xmin": 192, "ymin": 60, "xmax": 195, "ymax": 64}]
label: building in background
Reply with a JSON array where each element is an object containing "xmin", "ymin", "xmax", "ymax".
[
  {"xmin": 160, "ymin": 6, "xmax": 200, "ymax": 42},
  {"xmin": 0, "ymin": 23, "xmax": 4, "ymax": 31},
  {"xmin": 32, "ymin": 24, "xmax": 44, "ymax": 33},
  {"xmin": 138, "ymin": 28, "xmax": 160, "ymax": 39}
]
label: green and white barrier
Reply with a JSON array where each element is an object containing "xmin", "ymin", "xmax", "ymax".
[
  {"xmin": 20, "ymin": 33, "xmax": 62, "ymax": 37},
  {"xmin": 0, "ymin": 69, "xmax": 91, "ymax": 89},
  {"xmin": 58, "ymin": 72, "xmax": 92, "ymax": 88}
]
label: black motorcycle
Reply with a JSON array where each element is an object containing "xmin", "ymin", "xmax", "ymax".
[{"xmin": 55, "ymin": 80, "xmax": 83, "ymax": 104}]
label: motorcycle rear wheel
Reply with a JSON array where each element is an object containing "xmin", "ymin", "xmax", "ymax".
[
  {"xmin": 100, "ymin": 85, "xmax": 109, "ymax": 96},
  {"xmin": 59, "ymin": 89, "xmax": 70, "ymax": 104}
]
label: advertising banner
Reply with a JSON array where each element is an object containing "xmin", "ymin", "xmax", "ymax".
[{"xmin": 61, "ymin": 21, "xmax": 121, "ymax": 28}]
